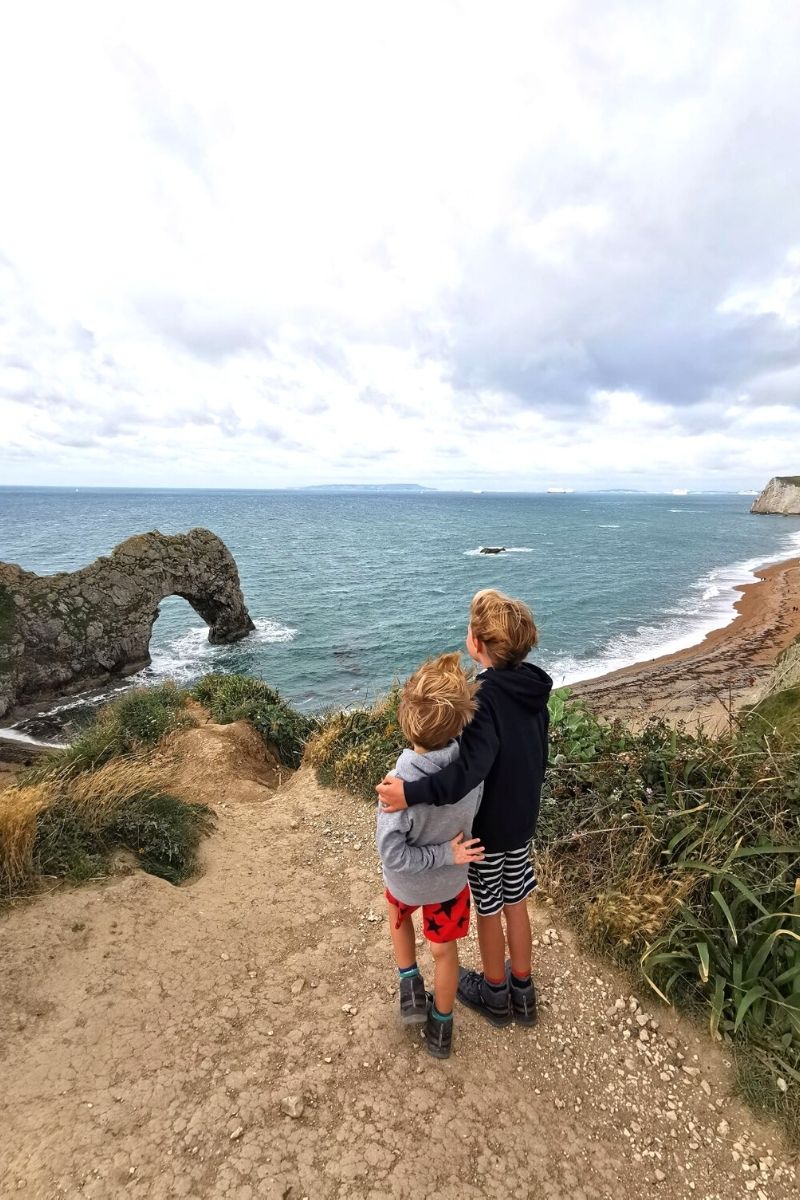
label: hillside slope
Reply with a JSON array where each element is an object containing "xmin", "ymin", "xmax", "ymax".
[{"xmin": 0, "ymin": 726, "xmax": 797, "ymax": 1199}]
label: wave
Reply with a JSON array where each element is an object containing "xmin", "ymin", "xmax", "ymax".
[
  {"xmin": 141, "ymin": 617, "xmax": 297, "ymax": 684},
  {"xmin": 0, "ymin": 725, "xmax": 65, "ymax": 749},
  {"xmin": 547, "ymin": 526, "xmax": 800, "ymax": 687},
  {"xmin": 463, "ymin": 546, "xmax": 534, "ymax": 556},
  {"xmin": 597, "ymin": 524, "xmax": 620, "ymax": 529}
]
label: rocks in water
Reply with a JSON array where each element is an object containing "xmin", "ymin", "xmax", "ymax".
[
  {"xmin": 750, "ymin": 476, "xmax": 800, "ymax": 515},
  {"xmin": 0, "ymin": 528, "xmax": 255, "ymax": 718},
  {"xmin": 479, "ymin": 546, "xmax": 507, "ymax": 555}
]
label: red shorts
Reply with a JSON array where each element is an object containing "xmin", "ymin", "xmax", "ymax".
[{"xmin": 385, "ymin": 884, "xmax": 471, "ymax": 943}]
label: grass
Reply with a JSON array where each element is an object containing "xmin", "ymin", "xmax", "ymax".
[
  {"xmin": 745, "ymin": 685, "xmax": 800, "ymax": 747},
  {"xmin": 24, "ymin": 682, "xmax": 195, "ymax": 782},
  {"xmin": 1, "ymin": 758, "xmax": 215, "ymax": 896},
  {"xmin": 305, "ymin": 687, "xmax": 405, "ymax": 800},
  {"xmin": 191, "ymin": 672, "xmax": 317, "ymax": 768},
  {"xmin": 2, "ymin": 682, "xmax": 213, "ymax": 899}
]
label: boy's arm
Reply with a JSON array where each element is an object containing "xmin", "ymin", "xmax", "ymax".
[
  {"xmin": 401, "ymin": 702, "xmax": 499, "ymax": 809},
  {"xmin": 377, "ymin": 813, "xmax": 484, "ymax": 874}
]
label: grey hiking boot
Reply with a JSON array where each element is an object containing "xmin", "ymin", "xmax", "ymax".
[
  {"xmin": 399, "ymin": 972, "xmax": 427, "ymax": 1024},
  {"xmin": 424, "ymin": 994, "xmax": 453, "ymax": 1059},
  {"xmin": 456, "ymin": 967, "xmax": 512, "ymax": 1027},
  {"xmin": 505, "ymin": 959, "xmax": 538, "ymax": 1026}
]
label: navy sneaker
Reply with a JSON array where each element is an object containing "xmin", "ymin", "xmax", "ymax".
[
  {"xmin": 399, "ymin": 973, "xmax": 427, "ymax": 1024},
  {"xmin": 505, "ymin": 960, "xmax": 538, "ymax": 1026},
  {"xmin": 423, "ymin": 994, "xmax": 453, "ymax": 1059},
  {"xmin": 456, "ymin": 968, "xmax": 512, "ymax": 1027}
]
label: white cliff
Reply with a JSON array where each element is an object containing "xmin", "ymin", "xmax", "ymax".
[{"xmin": 750, "ymin": 476, "xmax": 800, "ymax": 515}]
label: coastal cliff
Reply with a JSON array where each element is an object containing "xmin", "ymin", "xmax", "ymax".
[
  {"xmin": 751, "ymin": 475, "xmax": 800, "ymax": 514},
  {"xmin": 0, "ymin": 528, "xmax": 254, "ymax": 718}
]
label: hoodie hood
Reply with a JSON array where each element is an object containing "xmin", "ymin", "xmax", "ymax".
[
  {"xmin": 394, "ymin": 740, "xmax": 460, "ymax": 782},
  {"xmin": 478, "ymin": 662, "xmax": 552, "ymax": 712}
]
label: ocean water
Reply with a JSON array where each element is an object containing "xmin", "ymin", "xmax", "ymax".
[{"xmin": 1, "ymin": 488, "xmax": 799, "ymax": 723}]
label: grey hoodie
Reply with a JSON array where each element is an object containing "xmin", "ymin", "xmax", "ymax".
[{"xmin": 376, "ymin": 741, "xmax": 483, "ymax": 906}]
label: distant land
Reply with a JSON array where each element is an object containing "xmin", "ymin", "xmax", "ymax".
[{"xmin": 295, "ymin": 483, "xmax": 438, "ymax": 494}]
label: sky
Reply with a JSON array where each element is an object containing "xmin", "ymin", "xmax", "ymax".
[{"xmin": 1, "ymin": 0, "xmax": 799, "ymax": 492}]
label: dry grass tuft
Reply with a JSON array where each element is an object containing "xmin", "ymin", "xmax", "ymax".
[
  {"xmin": 1, "ymin": 754, "xmax": 213, "ymax": 897},
  {"xmin": 0, "ymin": 782, "xmax": 54, "ymax": 894}
]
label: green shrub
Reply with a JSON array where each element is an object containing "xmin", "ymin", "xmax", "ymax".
[
  {"xmin": 305, "ymin": 688, "xmax": 405, "ymax": 800},
  {"xmin": 191, "ymin": 673, "xmax": 317, "ymax": 768}
]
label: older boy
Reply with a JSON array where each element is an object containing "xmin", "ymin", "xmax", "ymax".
[
  {"xmin": 377, "ymin": 652, "xmax": 484, "ymax": 1059},
  {"xmin": 377, "ymin": 589, "xmax": 552, "ymax": 1028}
]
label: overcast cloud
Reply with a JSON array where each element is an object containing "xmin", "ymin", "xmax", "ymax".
[{"xmin": 1, "ymin": 0, "xmax": 799, "ymax": 490}]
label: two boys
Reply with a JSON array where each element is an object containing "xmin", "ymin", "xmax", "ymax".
[{"xmin": 376, "ymin": 588, "xmax": 552, "ymax": 1058}]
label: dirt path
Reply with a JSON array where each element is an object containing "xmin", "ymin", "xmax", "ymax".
[{"xmin": 1, "ymin": 724, "xmax": 797, "ymax": 1199}]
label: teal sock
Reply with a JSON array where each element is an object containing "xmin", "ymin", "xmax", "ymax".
[
  {"xmin": 432, "ymin": 1005, "xmax": 453, "ymax": 1022},
  {"xmin": 399, "ymin": 963, "xmax": 419, "ymax": 980}
]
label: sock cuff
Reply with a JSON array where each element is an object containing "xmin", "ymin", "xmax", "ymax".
[
  {"xmin": 432, "ymin": 1005, "xmax": 453, "ymax": 1022},
  {"xmin": 399, "ymin": 963, "xmax": 419, "ymax": 979},
  {"xmin": 484, "ymin": 976, "xmax": 508, "ymax": 991},
  {"xmin": 511, "ymin": 972, "xmax": 532, "ymax": 987}
]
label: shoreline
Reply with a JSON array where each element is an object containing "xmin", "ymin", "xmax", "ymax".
[
  {"xmin": 572, "ymin": 556, "xmax": 800, "ymax": 729},
  {"xmin": 2, "ymin": 552, "xmax": 799, "ymax": 753}
]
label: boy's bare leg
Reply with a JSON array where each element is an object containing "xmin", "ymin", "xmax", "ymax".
[
  {"xmin": 386, "ymin": 900, "xmax": 416, "ymax": 970},
  {"xmin": 504, "ymin": 898, "xmax": 533, "ymax": 978},
  {"xmin": 429, "ymin": 940, "xmax": 459, "ymax": 1013},
  {"xmin": 476, "ymin": 911, "xmax": 507, "ymax": 982}
]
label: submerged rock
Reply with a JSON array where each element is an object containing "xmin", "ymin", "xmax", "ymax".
[
  {"xmin": 751, "ymin": 476, "xmax": 800, "ymax": 515},
  {"xmin": 0, "ymin": 528, "xmax": 255, "ymax": 718}
]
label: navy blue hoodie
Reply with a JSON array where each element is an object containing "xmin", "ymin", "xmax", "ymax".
[{"xmin": 403, "ymin": 662, "xmax": 552, "ymax": 854}]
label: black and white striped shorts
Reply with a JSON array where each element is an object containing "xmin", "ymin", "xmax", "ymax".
[{"xmin": 468, "ymin": 841, "xmax": 536, "ymax": 917}]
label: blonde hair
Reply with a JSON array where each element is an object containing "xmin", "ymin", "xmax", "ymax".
[
  {"xmin": 470, "ymin": 588, "xmax": 538, "ymax": 668},
  {"xmin": 398, "ymin": 652, "xmax": 479, "ymax": 751}
]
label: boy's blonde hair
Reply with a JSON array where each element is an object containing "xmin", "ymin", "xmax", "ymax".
[
  {"xmin": 470, "ymin": 588, "xmax": 538, "ymax": 668},
  {"xmin": 398, "ymin": 652, "xmax": 479, "ymax": 751}
]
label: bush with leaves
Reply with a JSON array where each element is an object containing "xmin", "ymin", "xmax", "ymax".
[{"xmin": 191, "ymin": 673, "xmax": 317, "ymax": 768}]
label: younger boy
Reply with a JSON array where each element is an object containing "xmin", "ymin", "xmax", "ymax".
[
  {"xmin": 377, "ymin": 589, "xmax": 552, "ymax": 1028},
  {"xmin": 376, "ymin": 652, "xmax": 485, "ymax": 1059}
]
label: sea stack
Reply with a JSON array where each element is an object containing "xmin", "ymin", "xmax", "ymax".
[
  {"xmin": 750, "ymin": 476, "xmax": 800, "ymax": 515},
  {"xmin": 0, "ymin": 528, "xmax": 255, "ymax": 718}
]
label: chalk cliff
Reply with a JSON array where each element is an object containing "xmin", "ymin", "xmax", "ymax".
[
  {"xmin": 751, "ymin": 476, "xmax": 800, "ymax": 515},
  {"xmin": 0, "ymin": 529, "xmax": 254, "ymax": 718}
]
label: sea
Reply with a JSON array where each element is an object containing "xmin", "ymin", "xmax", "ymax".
[{"xmin": 2, "ymin": 487, "xmax": 800, "ymax": 736}]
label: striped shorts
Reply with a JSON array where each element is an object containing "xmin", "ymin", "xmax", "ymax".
[{"xmin": 468, "ymin": 841, "xmax": 536, "ymax": 917}]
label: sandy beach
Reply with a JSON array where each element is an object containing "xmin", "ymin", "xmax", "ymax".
[{"xmin": 572, "ymin": 556, "xmax": 800, "ymax": 730}]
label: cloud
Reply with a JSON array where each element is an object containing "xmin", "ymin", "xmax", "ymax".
[{"xmin": 0, "ymin": 1, "xmax": 799, "ymax": 490}]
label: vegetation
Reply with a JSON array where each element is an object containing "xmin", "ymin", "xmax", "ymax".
[
  {"xmin": 306, "ymin": 687, "xmax": 404, "ymax": 799},
  {"xmin": 2, "ymin": 684, "xmax": 208, "ymax": 900},
  {"xmin": 191, "ymin": 672, "xmax": 317, "ymax": 768},
  {"xmin": 1, "ymin": 759, "xmax": 214, "ymax": 896},
  {"xmin": 541, "ymin": 688, "xmax": 800, "ymax": 1139},
  {"xmin": 24, "ymin": 682, "xmax": 194, "ymax": 782}
]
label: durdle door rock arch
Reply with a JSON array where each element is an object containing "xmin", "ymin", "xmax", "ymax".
[{"xmin": 0, "ymin": 528, "xmax": 255, "ymax": 719}]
